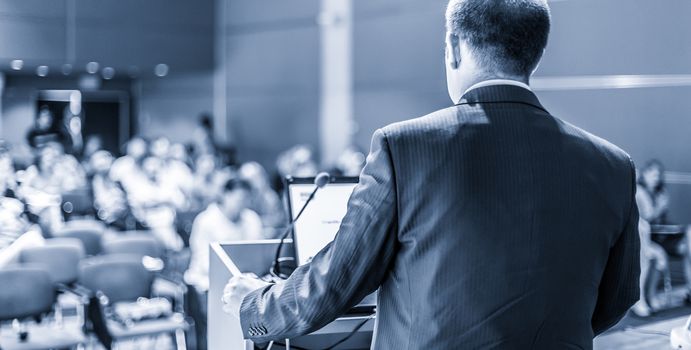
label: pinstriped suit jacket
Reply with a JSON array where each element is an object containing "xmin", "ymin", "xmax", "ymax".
[{"xmin": 240, "ymin": 85, "xmax": 640, "ymax": 349}]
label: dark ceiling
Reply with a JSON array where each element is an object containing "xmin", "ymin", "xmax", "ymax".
[{"xmin": 0, "ymin": 0, "xmax": 214, "ymax": 78}]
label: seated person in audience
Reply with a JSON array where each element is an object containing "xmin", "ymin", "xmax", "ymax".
[
  {"xmin": 633, "ymin": 159, "xmax": 691, "ymax": 316},
  {"xmin": 276, "ymin": 145, "xmax": 318, "ymax": 179},
  {"xmin": 81, "ymin": 135, "xmax": 103, "ymax": 176},
  {"xmin": 26, "ymin": 106, "xmax": 69, "ymax": 150},
  {"xmin": 274, "ymin": 144, "xmax": 319, "ymax": 193},
  {"xmin": 333, "ymin": 146, "xmax": 366, "ymax": 177},
  {"xmin": 90, "ymin": 150, "xmax": 134, "ymax": 229},
  {"xmin": 21, "ymin": 142, "xmax": 86, "ymax": 194},
  {"xmin": 0, "ymin": 193, "xmax": 36, "ymax": 248},
  {"xmin": 185, "ymin": 178, "xmax": 263, "ymax": 292},
  {"xmin": 191, "ymin": 154, "xmax": 232, "ymax": 210},
  {"xmin": 192, "ymin": 113, "xmax": 216, "ymax": 159},
  {"xmin": 162, "ymin": 142, "xmax": 195, "ymax": 209},
  {"xmin": 124, "ymin": 156, "xmax": 184, "ymax": 251},
  {"xmin": 110, "ymin": 136, "xmax": 148, "ymax": 185},
  {"xmin": 170, "ymin": 142, "xmax": 195, "ymax": 194},
  {"xmin": 0, "ymin": 143, "xmax": 18, "ymax": 198},
  {"xmin": 18, "ymin": 142, "xmax": 86, "ymax": 234},
  {"xmin": 239, "ymin": 162, "xmax": 286, "ymax": 237},
  {"xmin": 0, "ymin": 147, "xmax": 44, "ymax": 260},
  {"xmin": 637, "ymin": 159, "xmax": 669, "ymax": 224},
  {"xmin": 0, "ymin": 149, "xmax": 39, "ymax": 248}
]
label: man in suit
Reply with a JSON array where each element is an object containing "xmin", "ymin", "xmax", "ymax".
[{"xmin": 223, "ymin": 0, "xmax": 640, "ymax": 348}]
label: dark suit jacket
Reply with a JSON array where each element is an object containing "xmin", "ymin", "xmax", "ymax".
[{"xmin": 240, "ymin": 85, "xmax": 640, "ymax": 349}]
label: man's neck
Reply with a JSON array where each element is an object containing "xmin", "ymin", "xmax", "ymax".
[{"xmin": 458, "ymin": 72, "xmax": 530, "ymax": 97}]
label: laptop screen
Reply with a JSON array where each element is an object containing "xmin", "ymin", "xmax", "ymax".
[{"xmin": 287, "ymin": 177, "xmax": 358, "ymax": 266}]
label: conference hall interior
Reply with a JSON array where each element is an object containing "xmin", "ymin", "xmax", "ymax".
[{"xmin": 0, "ymin": 0, "xmax": 688, "ymax": 349}]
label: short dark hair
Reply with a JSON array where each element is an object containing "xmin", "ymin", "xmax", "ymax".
[
  {"xmin": 446, "ymin": 0, "xmax": 550, "ymax": 76},
  {"xmin": 223, "ymin": 177, "xmax": 252, "ymax": 193}
]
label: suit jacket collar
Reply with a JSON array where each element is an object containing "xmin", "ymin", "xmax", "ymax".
[{"xmin": 456, "ymin": 84, "xmax": 548, "ymax": 113}]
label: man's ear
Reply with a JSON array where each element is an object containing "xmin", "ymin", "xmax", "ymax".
[
  {"xmin": 445, "ymin": 32, "xmax": 461, "ymax": 70},
  {"xmin": 531, "ymin": 48, "xmax": 546, "ymax": 75}
]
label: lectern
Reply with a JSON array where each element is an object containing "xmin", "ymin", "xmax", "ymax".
[{"xmin": 208, "ymin": 240, "xmax": 374, "ymax": 350}]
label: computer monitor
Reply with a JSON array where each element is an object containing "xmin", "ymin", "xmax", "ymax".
[{"xmin": 286, "ymin": 176, "xmax": 359, "ymax": 266}]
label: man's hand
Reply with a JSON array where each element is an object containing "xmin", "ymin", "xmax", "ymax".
[{"xmin": 222, "ymin": 275, "xmax": 270, "ymax": 318}]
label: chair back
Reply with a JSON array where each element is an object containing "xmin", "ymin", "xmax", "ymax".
[
  {"xmin": 20, "ymin": 238, "xmax": 85, "ymax": 285},
  {"xmin": 0, "ymin": 267, "xmax": 55, "ymax": 321},
  {"xmin": 61, "ymin": 188, "xmax": 95, "ymax": 219},
  {"xmin": 79, "ymin": 254, "xmax": 153, "ymax": 303},
  {"xmin": 54, "ymin": 227, "xmax": 103, "ymax": 256},
  {"xmin": 63, "ymin": 219, "xmax": 105, "ymax": 231},
  {"xmin": 103, "ymin": 234, "xmax": 162, "ymax": 259}
]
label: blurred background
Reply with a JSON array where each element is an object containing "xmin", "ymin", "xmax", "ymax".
[{"xmin": 0, "ymin": 0, "xmax": 689, "ymax": 349}]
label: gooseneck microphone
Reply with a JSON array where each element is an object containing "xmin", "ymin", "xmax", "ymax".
[{"xmin": 270, "ymin": 172, "xmax": 331, "ymax": 279}]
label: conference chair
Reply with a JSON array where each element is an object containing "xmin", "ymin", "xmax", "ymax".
[
  {"xmin": 54, "ymin": 226, "xmax": 103, "ymax": 256},
  {"xmin": 19, "ymin": 238, "xmax": 90, "ymax": 328},
  {"xmin": 0, "ymin": 266, "xmax": 86, "ymax": 350},
  {"xmin": 79, "ymin": 254, "xmax": 188, "ymax": 350},
  {"xmin": 61, "ymin": 188, "xmax": 95, "ymax": 221},
  {"xmin": 102, "ymin": 234, "xmax": 188, "ymax": 313},
  {"xmin": 62, "ymin": 218, "xmax": 106, "ymax": 231},
  {"xmin": 646, "ymin": 224, "xmax": 690, "ymax": 310},
  {"xmin": 103, "ymin": 233, "xmax": 163, "ymax": 259},
  {"xmin": 110, "ymin": 230, "xmax": 190, "ymax": 281}
]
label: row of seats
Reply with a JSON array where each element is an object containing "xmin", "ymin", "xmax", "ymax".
[{"xmin": 0, "ymin": 220, "xmax": 190, "ymax": 350}]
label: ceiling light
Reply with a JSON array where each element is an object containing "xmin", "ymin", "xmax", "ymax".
[
  {"xmin": 62, "ymin": 64, "xmax": 73, "ymax": 75},
  {"xmin": 154, "ymin": 63, "xmax": 169, "ymax": 77},
  {"xmin": 10, "ymin": 60, "xmax": 23, "ymax": 71},
  {"xmin": 36, "ymin": 65, "xmax": 49, "ymax": 77},
  {"xmin": 86, "ymin": 61, "xmax": 99, "ymax": 74},
  {"xmin": 102, "ymin": 67, "xmax": 115, "ymax": 80}
]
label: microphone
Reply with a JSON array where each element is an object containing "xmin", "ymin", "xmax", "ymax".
[
  {"xmin": 270, "ymin": 172, "xmax": 331, "ymax": 279},
  {"xmin": 314, "ymin": 172, "xmax": 330, "ymax": 189}
]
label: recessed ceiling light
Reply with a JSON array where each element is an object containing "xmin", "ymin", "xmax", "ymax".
[
  {"xmin": 102, "ymin": 67, "xmax": 115, "ymax": 80},
  {"xmin": 154, "ymin": 63, "xmax": 169, "ymax": 77},
  {"xmin": 62, "ymin": 64, "xmax": 73, "ymax": 75},
  {"xmin": 86, "ymin": 61, "xmax": 99, "ymax": 74},
  {"xmin": 10, "ymin": 60, "xmax": 23, "ymax": 71},
  {"xmin": 36, "ymin": 65, "xmax": 49, "ymax": 77}
]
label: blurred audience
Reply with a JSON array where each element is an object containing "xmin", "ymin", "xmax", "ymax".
[
  {"xmin": 239, "ymin": 161, "xmax": 286, "ymax": 237},
  {"xmin": 191, "ymin": 154, "xmax": 231, "ymax": 210},
  {"xmin": 26, "ymin": 106, "xmax": 69, "ymax": 150},
  {"xmin": 192, "ymin": 113, "xmax": 216, "ymax": 158},
  {"xmin": 277, "ymin": 145, "xmax": 318, "ymax": 179},
  {"xmin": 633, "ymin": 160, "xmax": 691, "ymax": 317},
  {"xmin": 275, "ymin": 144, "xmax": 318, "ymax": 192},
  {"xmin": 110, "ymin": 136, "xmax": 148, "ymax": 185},
  {"xmin": 18, "ymin": 142, "xmax": 86, "ymax": 234},
  {"xmin": 90, "ymin": 150, "xmax": 132, "ymax": 229},
  {"xmin": 185, "ymin": 178, "xmax": 264, "ymax": 292},
  {"xmin": 2, "ymin": 107, "xmax": 377, "ymax": 350},
  {"xmin": 333, "ymin": 146, "xmax": 366, "ymax": 177},
  {"xmin": 0, "ymin": 148, "xmax": 35, "ymax": 243},
  {"xmin": 638, "ymin": 160, "xmax": 669, "ymax": 224}
]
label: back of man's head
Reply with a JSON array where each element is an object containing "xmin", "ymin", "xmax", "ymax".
[{"xmin": 446, "ymin": 0, "xmax": 551, "ymax": 77}]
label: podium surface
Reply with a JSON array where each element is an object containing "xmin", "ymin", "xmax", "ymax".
[{"xmin": 208, "ymin": 240, "xmax": 374, "ymax": 350}]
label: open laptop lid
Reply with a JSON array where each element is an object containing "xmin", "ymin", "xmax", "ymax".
[
  {"xmin": 285, "ymin": 176, "xmax": 359, "ymax": 266},
  {"xmin": 285, "ymin": 175, "xmax": 376, "ymax": 313}
]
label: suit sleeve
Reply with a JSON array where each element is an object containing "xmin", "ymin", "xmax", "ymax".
[
  {"xmin": 239, "ymin": 129, "xmax": 398, "ymax": 342},
  {"xmin": 591, "ymin": 157, "xmax": 641, "ymax": 336}
]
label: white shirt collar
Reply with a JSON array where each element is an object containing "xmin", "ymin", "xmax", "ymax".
[{"xmin": 463, "ymin": 79, "xmax": 531, "ymax": 96}]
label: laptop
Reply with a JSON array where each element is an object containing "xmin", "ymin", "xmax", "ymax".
[{"xmin": 286, "ymin": 176, "xmax": 377, "ymax": 314}]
